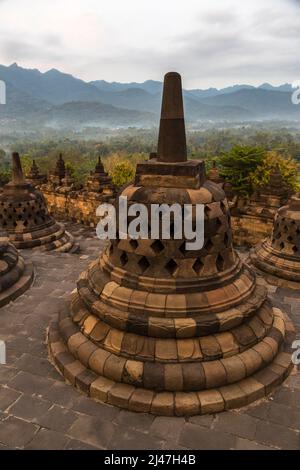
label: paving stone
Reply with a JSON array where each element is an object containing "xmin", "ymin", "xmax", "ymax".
[
  {"xmin": 25, "ymin": 428, "xmax": 70, "ymax": 450},
  {"xmin": 179, "ymin": 423, "xmax": 235, "ymax": 450},
  {"xmin": 14, "ymin": 353, "xmax": 58, "ymax": 379},
  {"xmin": 43, "ymin": 381, "xmax": 80, "ymax": 408},
  {"xmin": 115, "ymin": 409, "xmax": 155, "ymax": 432},
  {"xmin": 234, "ymin": 437, "xmax": 274, "ymax": 450},
  {"xmin": 108, "ymin": 427, "xmax": 164, "ymax": 450},
  {"xmin": 273, "ymin": 385, "xmax": 300, "ymax": 408},
  {"xmin": 0, "ymin": 416, "xmax": 38, "ymax": 448},
  {"xmin": 8, "ymin": 371, "xmax": 54, "ymax": 395},
  {"xmin": 8, "ymin": 395, "xmax": 51, "ymax": 420},
  {"xmin": 267, "ymin": 402, "xmax": 300, "ymax": 430},
  {"xmin": 245, "ymin": 401, "xmax": 271, "ymax": 420},
  {"xmin": 150, "ymin": 416, "xmax": 185, "ymax": 441},
  {"xmin": 0, "ymin": 386, "xmax": 21, "ymax": 412},
  {"xmin": 33, "ymin": 405, "xmax": 78, "ymax": 432},
  {"xmin": 188, "ymin": 414, "xmax": 215, "ymax": 428},
  {"xmin": 255, "ymin": 420, "xmax": 299, "ymax": 449},
  {"xmin": 68, "ymin": 414, "xmax": 115, "ymax": 449},
  {"xmin": 65, "ymin": 439, "xmax": 100, "ymax": 450},
  {"xmin": 72, "ymin": 395, "xmax": 119, "ymax": 421},
  {"xmin": 214, "ymin": 412, "xmax": 258, "ymax": 440}
]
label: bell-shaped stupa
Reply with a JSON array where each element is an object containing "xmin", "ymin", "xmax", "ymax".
[
  {"xmin": 48, "ymin": 73, "xmax": 294, "ymax": 416},
  {"xmin": 85, "ymin": 156, "xmax": 115, "ymax": 195},
  {"xmin": 250, "ymin": 194, "xmax": 300, "ymax": 289},
  {"xmin": 27, "ymin": 160, "xmax": 46, "ymax": 187},
  {"xmin": 0, "ymin": 229, "xmax": 33, "ymax": 307},
  {"xmin": 0, "ymin": 153, "xmax": 77, "ymax": 252}
]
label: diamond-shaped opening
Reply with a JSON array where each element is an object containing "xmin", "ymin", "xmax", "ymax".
[
  {"xmin": 279, "ymin": 242, "xmax": 285, "ymax": 250},
  {"xmin": 220, "ymin": 201, "xmax": 227, "ymax": 214},
  {"xmin": 216, "ymin": 253, "xmax": 225, "ymax": 272},
  {"xmin": 193, "ymin": 258, "xmax": 204, "ymax": 275},
  {"xmin": 287, "ymin": 235, "xmax": 293, "ymax": 242},
  {"xmin": 129, "ymin": 239, "xmax": 138, "ymax": 250},
  {"xmin": 151, "ymin": 239, "xmax": 164, "ymax": 254},
  {"xmin": 204, "ymin": 239, "xmax": 214, "ymax": 252},
  {"xmin": 120, "ymin": 251, "xmax": 128, "ymax": 266},
  {"xmin": 216, "ymin": 218, "xmax": 223, "ymax": 230},
  {"xmin": 292, "ymin": 245, "xmax": 299, "ymax": 254},
  {"xmin": 165, "ymin": 259, "xmax": 178, "ymax": 276},
  {"xmin": 204, "ymin": 206, "xmax": 211, "ymax": 218},
  {"xmin": 223, "ymin": 232, "xmax": 230, "ymax": 247},
  {"xmin": 138, "ymin": 256, "xmax": 150, "ymax": 273}
]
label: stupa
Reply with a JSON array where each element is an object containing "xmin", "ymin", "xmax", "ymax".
[
  {"xmin": 48, "ymin": 153, "xmax": 66, "ymax": 187},
  {"xmin": 231, "ymin": 166, "xmax": 291, "ymax": 247},
  {"xmin": 84, "ymin": 156, "xmax": 115, "ymax": 196},
  {"xmin": 250, "ymin": 194, "xmax": 300, "ymax": 289},
  {"xmin": 0, "ymin": 152, "xmax": 77, "ymax": 252},
  {"xmin": 48, "ymin": 72, "xmax": 294, "ymax": 416},
  {"xmin": 208, "ymin": 161, "xmax": 234, "ymax": 202},
  {"xmin": 0, "ymin": 229, "xmax": 33, "ymax": 307},
  {"xmin": 27, "ymin": 160, "xmax": 46, "ymax": 187}
]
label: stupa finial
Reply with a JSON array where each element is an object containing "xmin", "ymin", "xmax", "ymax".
[
  {"xmin": 157, "ymin": 72, "xmax": 187, "ymax": 163},
  {"xmin": 11, "ymin": 152, "xmax": 24, "ymax": 184}
]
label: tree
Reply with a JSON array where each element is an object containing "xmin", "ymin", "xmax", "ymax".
[
  {"xmin": 219, "ymin": 145, "xmax": 265, "ymax": 196},
  {"xmin": 249, "ymin": 150, "xmax": 300, "ymax": 191},
  {"xmin": 109, "ymin": 161, "xmax": 135, "ymax": 188}
]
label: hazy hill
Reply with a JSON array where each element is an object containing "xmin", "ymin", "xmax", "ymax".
[
  {"xmin": 201, "ymin": 88, "xmax": 300, "ymax": 119},
  {"xmin": 0, "ymin": 63, "xmax": 299, "ymax": 128}
]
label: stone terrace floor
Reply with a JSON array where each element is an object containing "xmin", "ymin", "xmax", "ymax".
[{"xmin": 0, "ymin": 222, "xmax": 299, "ymax": 450}]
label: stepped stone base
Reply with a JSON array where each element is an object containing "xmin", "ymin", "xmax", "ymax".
[
  {"xmin": 48, "ymin": 298, "xmax": 295, "ymax": 416},
  {"xmin": 0, "ymin": 257, "xmax": 34, "ymax": 308},
  {"xmin": 9, "ymin": 222, "xmax": 79, "ymax": 253},
  {"xmin": 250, "ymin": 242, "xmax": 300, "ymax": 291}
]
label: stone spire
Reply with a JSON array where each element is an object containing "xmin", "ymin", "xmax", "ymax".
[
  {"xmin": 11, "ymin": 152, "xmax": 25, "ymax": 184},
  {"xmin": 157, "ymin": 72, "xmax": 187, "ymax": 163},
  {"xmin": 48, "ymin": 72, "xmax": 293, "ymax": 417},
  {"xmin": 55, "ymin": 153, "xmax": 65, "ymax": 177},
  {"xmin": 0, "ymin": 153, "xmax": 78, "ymax": 253},
  {"xmin": 85, "ymin": 156, "xmax": 115, "ymax": 195},
  {"xmin": 27, "ymin": 160, "xmax": 46, "ymax": 187},
  {"xmin": 250, "ymin": 193, "xmax": 300, "ymax": 289}
]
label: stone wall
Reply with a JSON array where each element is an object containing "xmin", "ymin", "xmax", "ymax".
[
  {"xmin": 43, "ymin": 189, "xmax": 114, "ymax": 227},
  {"xmin": 231, "ymin": 213, "xmax": 273, "ymax": 247}
]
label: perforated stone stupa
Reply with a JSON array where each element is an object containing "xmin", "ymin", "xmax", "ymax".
[
  {"xmin": 48, "ymin": 72, "xmax": 294, "ymax": 416},
  {"xmin": 0, "ymin": 152, "xmax": 78, "ymax": 252},
  {"xmin": 231, "ymin": 167, "xmax": 291, "ymax": 247},
  {"xmin": 0, "ymin": 229, "xmax": 33, "ymax": 307},
  {"xmin": 84, "ymin": 156, "xmax": 115, "ymax": 196},
  {"xmin": 250, "ymin": 194, "xmax": 300, "ymax": 289},
  {"xmin": 27, "ymin": 160, "xmax": 46, "ymax": 187}
]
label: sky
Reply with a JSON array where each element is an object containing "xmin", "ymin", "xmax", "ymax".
[{"xmin": 0, "ymin": 0, "xmax": 300, "ymax": 88}]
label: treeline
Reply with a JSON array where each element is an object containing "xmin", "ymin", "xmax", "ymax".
[{"xmin": 0, "ymin": 128, "xmax": 299, "ymax": 190}]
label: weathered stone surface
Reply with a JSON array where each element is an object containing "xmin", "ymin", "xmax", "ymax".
[
  {"xmin": 47, "ymin": 73, "xmax": 293, "ymax": 417},
  {"xmin": 0, "ymin": 153, "xmax": 77, "ymax": 253},
  {"xmin": 250, "ymin": 194, "xmax": 300, "ymax": 290}
]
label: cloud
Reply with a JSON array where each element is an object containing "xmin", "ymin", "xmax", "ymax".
[{"xmin": 0, "ymin": 0, "xmax": 300, "ymax": 87}]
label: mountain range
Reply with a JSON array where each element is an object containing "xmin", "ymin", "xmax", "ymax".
[{"xmin": 0, "ymin": 63, "xmax": 299, "ymax": 129}]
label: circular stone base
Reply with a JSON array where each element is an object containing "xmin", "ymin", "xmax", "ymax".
[
  {"xmin": 9, "ymin": 224, "xmax": 79, "ymax": 253},
  {"xmin": 47, "ymin": 307, "xmax": 295, "ymax": 416},
  {"xmin": 0, "ymin": 258, "xmax": 34, "ymax": 308},
  {"xmin": 249, "ymin": 253, "xmax": 300, "ymax": 291}
]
